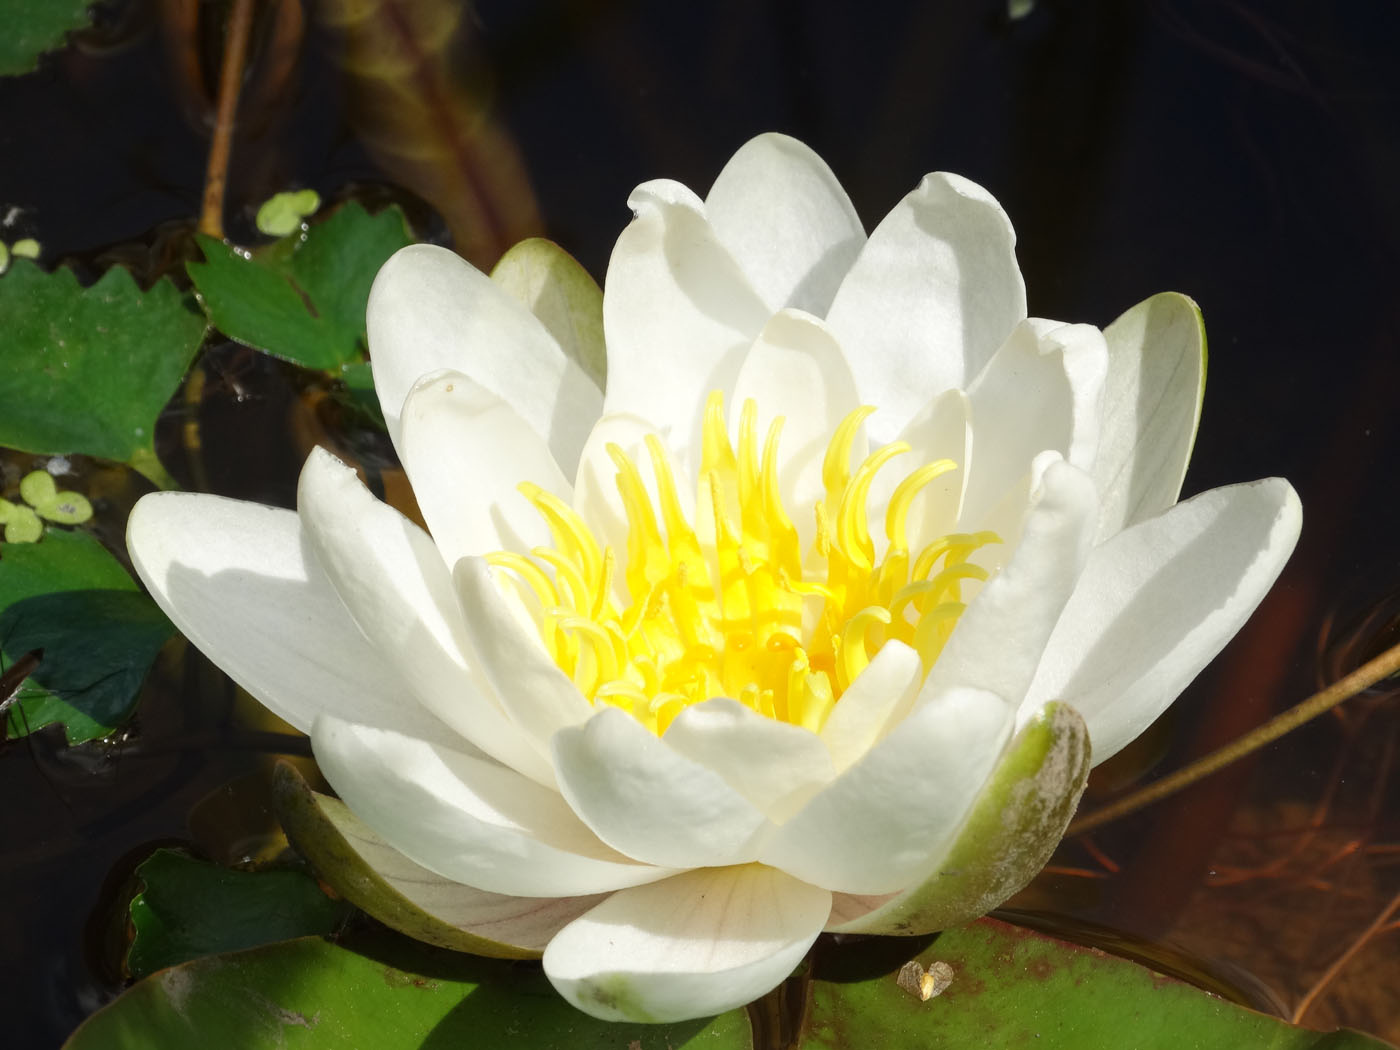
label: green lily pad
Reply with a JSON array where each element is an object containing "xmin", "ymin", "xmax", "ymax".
[
  {"xmin": 491, "ymin": 237, "xmax": 606, "ymax": 389},
  {"xmin": 0, "ymin": 0, "xmax": 94, "ymax": 76},
  {"xmin": 0, "ymin": 529, "xmax": 175, "ymax": 743},
  {"xmin": 188, "ymin": 202, "xmax": 414, "ymax": 373},
  {"xmin": 126, "ymin": 848, "xmax": 355, "ymax": 979},
  {"xmin": 62, "ymin": 917, "xmax": 1395, "ymax": 1049},
  {"xmin": 65, "ymin": 934, "xmax": 750, "ymax": 1050},
  {"xmin": 256, "ymin": 189, "xmax": 323, "ymax": 237},
  {"xmin": 0, "ymin": 259, "xmax": 206, "ymax": 487}
]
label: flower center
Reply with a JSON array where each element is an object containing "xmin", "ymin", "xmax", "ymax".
[{"xmin": 486, "ymin": 393, "xmax": 998, "ymax": 736}]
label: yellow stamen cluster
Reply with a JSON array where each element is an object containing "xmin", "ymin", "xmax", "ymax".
[{"xmin": 487, "ymin": 393, "xmax": 997, "ymax": 736}]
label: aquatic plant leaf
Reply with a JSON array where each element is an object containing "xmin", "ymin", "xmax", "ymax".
[
  {"xmin": 188, "ymin": 202, "xmax": 414, "ymax": 374},
  {"xmin": 126, "ymin": 848, "xmax": 354, "ymax": 979},
  {"xmin": 0, "ymin": 0, "xmax": 95, "ymax": 76},
  {"xmin": 0, "ymin": 260, "xmax": 206, "ymax": 486},
  {"xmin": 64, "ymin": 933, "xmax": 751, "ymax": 1050},
  {"xmin": 0, "ymin": 530, "xmax": 174, "ymax": 743}
]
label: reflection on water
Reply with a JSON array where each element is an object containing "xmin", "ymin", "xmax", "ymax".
[{"xmin": 2, "ymin": 0, "xmax": 1400, "ymax": 1045}]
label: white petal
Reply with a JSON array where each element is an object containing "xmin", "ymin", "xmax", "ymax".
[
  {"xmin": 367, "ymin": 244, "xmax": 601, "ymax": 475},
  {"xmin": 399, "ymin": 371, "xmax": 571, "ymax": 565},
  {"xmin": 962, "ymin": 318, "xmax": 1106, "ymax": 526},
  {"xmin": 705, "ymin": 133, "xmax": 865, "ymax": 316},
  {"xmin": 729, "ymin": 309, "xmax": 861, "ymax": 533},
  {"xmin": 662, "ymin": 698, "xmax": 835, "ymax": 823},
  {"xmin": 818, "ymin": 641, "xmax": 924, "ymax": 774},
  {"xmin": 1094, "ymin": 292, "xmax": 1206, "ymax": 540},
  {"xmin": 926, "ymin": 459, "xmax": 1098, "ymax": 706},
  {"xmin": 127, "ymin": 491, "xmax": 441, "ymax": 737},
  {"xmin": 870, "ymin": 388, "xmax": 970, "ymax": 559},
  {"xmin": 826, "ymin": 172, "xmax": 1026, "ymax": 443},
  {"xmin": 1024, "ymin": 477, "xmax": 1302, "ymax": 763},
  {"xmin": 552, "ymin": 706, "xmax": 772, "ymax": 868},
  {"xmin": 543, "ymin": 865, "xmax": 830, "ymax": 1023},
  {"xmin": 454, "ymin": 557, "xmax": 595, "ymax": 755},
  {"xmin": 760, "ymin": 686, "xmax": 1013, "ymax": 894},
  {"xmin": 312, "ymin": 715, "xmax": 671, "ymax": 897},
  {"xmin": 297, "ymin": 447, "xmax": 550, "ymax": 783},
  {"xmin": 601, "ymin": 179, "xmax": 771, "ymax": 455},
  {"xmin": 317, "ymin": 793, "xmax": 604, "ymax": 952}
]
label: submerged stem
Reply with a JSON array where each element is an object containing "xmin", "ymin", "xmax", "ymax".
[{"xmin": 198, "ymin": 0, "xmax": 257, "ymax": 238}]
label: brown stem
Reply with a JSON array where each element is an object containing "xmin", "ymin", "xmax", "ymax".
[
  {"xmin": 1291, "ymin": 887, "xmax": 1400, "ymax": 1025},
  {"xmin": 1068, "ymin": 638, "xmax": 1400, "ymax": 836},
  {"xmin": 198, "ymin": 0, "xmax": 258, "ymax": 238}
]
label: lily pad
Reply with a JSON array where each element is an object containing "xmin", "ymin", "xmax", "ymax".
[
  {"xmin": 0, "ymin": 529, "xmax": 174, "ymax": 743},
  {"xmin": 0, "ymin": 0, "xmax": 94, "ymax": 76},
  {"xmin": 126, "ymin": 848, "xmax": 354, "ymax": 979},
  {"xmin": 0, "ymin": 259, "xmax": 206, "ymax": 487},
  {"xmin": 62, "ymin": 917, "xmax": 1396, "ymax": 1049},
  {"xmin": 188, "ymin": 202, "xmax": 414, "ymax": 373}
]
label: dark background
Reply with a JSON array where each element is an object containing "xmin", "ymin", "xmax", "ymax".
[{"xmin": 2, "ymin": 0, "xmax": 1399, "ymax": 1044}]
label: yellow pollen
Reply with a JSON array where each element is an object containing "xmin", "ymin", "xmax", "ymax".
[{"xmin": 486, "ymin": 393, "xmax": 999, "ymax": 735}]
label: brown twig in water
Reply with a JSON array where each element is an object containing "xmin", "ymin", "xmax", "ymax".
[
  {"xmin": 198, "ymin": 0, "xmax": 257, "ymax": 237},
  {"xmin": 1291, "ymin": 887, "xmax": 1400, "ymax": 1025},
  {"xmin": 1069, "ymin": 638, "xmax": 1400, "ymax": 836}
]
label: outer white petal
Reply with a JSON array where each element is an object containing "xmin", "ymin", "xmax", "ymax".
[
  {"xmin": 127, "ymin": 492, "xmax": 442, "ymax": 737},
  {"xmin": 818, "ymin": 641, "xmax": 923, "ymax": 774},
  {"xmin": 601, "ymin": 179, "xmax": 772, "ymax": 454},
  {"xmin": 1023, "ymin": 477, "xmax": 1302, "ymax": 763},
  {"xmin": 962, "ymin": 318, "xmax": 1106, "ymax": 526},
  {"xmin": 1094, "ymin": 291, "xmax": 1206, "ymax": 541},
  {"xmin": 454, "ymin": 557, "xmax": 595, "ymax": 755},
  {"xmin": 314, "ymin": 793, "xmax": 605, "ymax": 953},
  {"xmin": 367, "ymin": 244, "xmax": 601, "ymax": 475},
  {"xmin": 662, "ymin": 698, "xmax": 835, "ymax": 823},
  {"xmin": 399, "ymin": 371, "xmax": 571, "ymax": 566},
  {"xmin": 312, "ymin": 715, "xmax": 672, "ymax": 897},
  {"xmin": 826, "ymin": 172, "xmax": 1027, "ymax": 444},
  {"xmin": 543, "ymin": 865, "xmax": 830, "ymax": 1023},
  {"xmin": 552, "ymin": 707, "xmax": 772, "ymax": 868},
  {"xmin": 729, "ymin": 309, "xmax": 861, "ymax": 532},
  {"xmin": 759, "ymin": 686, "xmax": 1013, "ymax": 894},
  {"xmin": 297, "ymin": 447, "xmax": 550, "ymax": 784},
  {"xmin": 926, "ymin": 459, "xmax": 1099, "ymax": 706},
  {"xmin": 705, "ymin": 132, "xmax": 865, "ymax": 316}
]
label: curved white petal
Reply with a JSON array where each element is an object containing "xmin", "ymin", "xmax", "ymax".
[
  {"xmin": 705, "ymin": 132, "xmax": 865, "ymax": 316},
  {"xmin": 662, "ymin": 698, "xmax": 835, "ymax": 823},
  {"xmin": 399, "ymin": 371, "xmax": 572, "ymax": 566},
  {"xmin": 454, "ymin": 557, "xmax": 595, "ymax": 755},
  {"xmin": 729, "ymin": 309, "xmax": 861, "ymax": 530},
  {"xmin": 927, "ymin": 459, "xmax": 1098, "ymax": 706},
  {"xmin": 367, "ymin": 244, "xmax": 601, "ymax": 475},
  {"xmin": 543, "ymin": 865, "xmax": 830, "ymax": 1023},
  {"xmin": 552, "ymin": 706, "xmax": 772, "ymax": 868},
  {"xmin": 312, "ymin": 715, "xmax": 671, "ymax": 897},
  {"xmin": 826, "ymin": 172, "xmax": 1027, "ymax": 444},
  {"xmin": 818, "ymin": 641, "xmax": 924, "ymax": 774},
  {"xmin": 870, "ymin": 388, "xmax": 970, "ymax": 560},
  {"xmin": 760, "ymin": 686, "xmax": 1013, "ymax": 894},
  {"xmin": 1095, "ymin": 291, "xmax": 1206, "ymax": 540},
  {"xmin": 601, "ymin": 179, "xmax": 772, "ymax": 454},
  {"xmin": 962, "ymin": 318, "xmax": 1106, "ymax": 526},
  {"xmin": 317, "ymin": 793, "xmax": 605, "ymax": 952},
  {"xmin": 297, "ymin": 447, "xmax": 550, "ymax": 784},
  {"xmin": 1024, "ymin": 477, "xmax": 1302, "ymax": 763},
  {"xmin": 127, "ymin": 492, "xmax": 439, "ymax": 737}
]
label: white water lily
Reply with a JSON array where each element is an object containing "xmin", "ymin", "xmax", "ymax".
[{"xmin": 127, "ymin": 133, "xmax": 1300, "ymax": 1024}]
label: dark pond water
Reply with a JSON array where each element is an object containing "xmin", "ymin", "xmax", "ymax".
[{"xmin": 2, "ymin": 0, "xmax": 1400, "ymax": 1044}]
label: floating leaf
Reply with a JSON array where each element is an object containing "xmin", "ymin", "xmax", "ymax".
[
  {"xmin": 188, "ymin": 202, "xmax": 414, "ymax": 373},
  {"xmin": 0, "ymin": 260, "xmax": 207, "ymax": 487},
  {"xmin": 0, "ymin": 500, "xmax": 43, "ymax": 543},
  {"xmin": 126, "ymin": 848, "xmax": 354, "ymax": 979},
  {"xmin": 62, "ymin": 918, "xmax": 1396, "ymax": 1050},
  {"xmin": 255, "ymin": 188, "xmax": 323, "ymax": 237},
  {"xmin": 0, "ymin": 530, "xmax": 174, "ymax": 742},
  {"xmin": 0, "ymin": 0, "xmax": 94, "ymax": 76}
]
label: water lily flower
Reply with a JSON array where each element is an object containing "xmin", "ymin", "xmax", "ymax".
[{"xmin": 127, "ymin": 133, "xmax": 1301, "ymax": 1024}]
